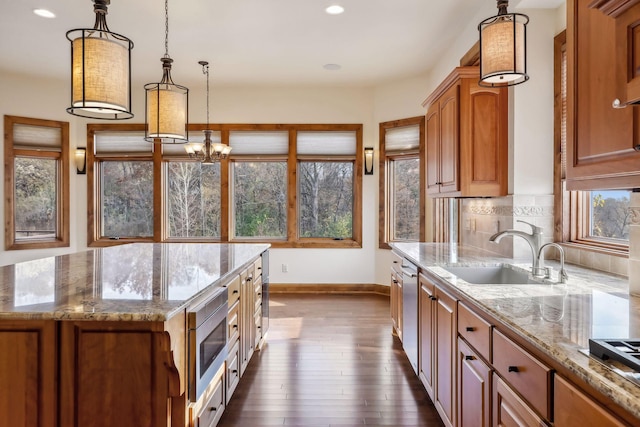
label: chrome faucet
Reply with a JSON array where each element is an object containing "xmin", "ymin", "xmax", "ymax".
[
  {"xmin": 538, "ymin": 242, "xmax": 568, "ymax": 284},
  {"xmin": 489, "ymin": 220, "xmax": 546, "ymax": 277}
]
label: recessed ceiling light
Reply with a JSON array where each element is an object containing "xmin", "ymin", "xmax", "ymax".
[
  {"xmin": 323, "ymin": 63, "xmax": 341, "ymax": 71},
  {"xmin": 33, "ymin": 8, "xmax": 56, "ymax": 18},
  {"xmin": 325, "ymin": 5, "xmax": 345, "ymax": 15}
]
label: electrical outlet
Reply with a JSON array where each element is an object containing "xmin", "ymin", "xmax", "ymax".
[{"xmin": 281, "ymin": 264, "xmax": 288, "ymax": 273}]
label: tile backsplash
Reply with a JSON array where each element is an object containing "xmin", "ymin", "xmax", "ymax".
[{"xmin": 460, "ymin": 195, "xmax": 629, "ymax": 279}]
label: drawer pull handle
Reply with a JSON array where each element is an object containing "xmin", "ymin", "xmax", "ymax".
[
  {"xmin": 392, "ymin": 280, "xmax": 398, "ymax": 284},
  {"xmin": 465, "ymin": 355, "xmax": 474, "ymax": 361},
  {"xmin": 465, "ymin": 327, "xmax": 475, "ymax": 332},
  {"xmin": 232, "ymin": 369, "xmax": 238, "ymax": 374},
  {"xmin": 393, "ymin": 260, "xmax": 399, "ymax": 263},
  {"xmin": 210, "ymin": 407, "xmax": 217, "ymax": 412},
  {"xmin": 233, "ymin": 290, "xmax": 239, "ymax": 294},
  {"xmin": 233, "ymin": 325, "xmax": 238, "ymax": 329},
  {"xmin": 429, "ymin": 296, "xmax": 437, "ymax": 301},
  {"xmin": 508, "ymin": 366, "xmax": 519, "ymax": 373}
]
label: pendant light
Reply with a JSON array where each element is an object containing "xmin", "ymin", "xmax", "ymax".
[
  {"xmin": 185, "ymin": 62, "xmax": 232, "ymax": 163},
  {"xmin": 66, "ymin": 0, "xmax": 134, "ymax": 120},
  {"xmin": 144, "ymin": 0, "xmax": 189, "ymax": 143},
  {"xmin": 478, "ymin": 0, "xmax": 529, "ymax": 87}
]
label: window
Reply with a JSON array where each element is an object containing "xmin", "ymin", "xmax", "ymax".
[
  {"xmin": 554, "ymin": 31, "xmax": 629, "ymax": 252},
  {"xmin": 298, "ymin": 131, "xmax": 356, "ymax": 239},
  {"xmin": 379, "ymin": 117, "xmax": 425, "ymax": 249},
  {"xmin": 4, "ymin": 115, "xmax": 69, "ymax": 250},
  {"xmin": 88, "ymin": 123, "xmax": 363, "ymax": 248},
  {"xmin": 89, "ymin": 127, "xmax": 154, "ymax": 242}
]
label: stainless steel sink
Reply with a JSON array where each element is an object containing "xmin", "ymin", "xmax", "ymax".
[{"xmin": 442, "ymin": 265, "xmax": 537, "ymax": 285}]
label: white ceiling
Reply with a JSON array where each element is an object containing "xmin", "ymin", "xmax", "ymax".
[{"xmin": 0, "ymin": 0, "xmax": 564, "ymax": 88}]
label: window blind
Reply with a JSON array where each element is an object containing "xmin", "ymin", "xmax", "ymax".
[
  {"xmin": 385, "ymin": 125, "xmax": 420, "ymax": 152},
  {"xmin": 229, "ymin": 131, "xmax": 289, "ymax": 155},
  {"xmin": 297, "ymin": 131, "xmax": 356, "ymax": 156},
  {"xmin": 95, "ymin": 131, "xmax": 152, "ymax": 155},
  {"xmin": 13, "ymin": 123, "xmax": 62, "ymax": 151}
]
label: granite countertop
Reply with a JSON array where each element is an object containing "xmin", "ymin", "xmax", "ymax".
[
  {"xmin": 0, "ymin": 243, "xmax": 269, "ymax": 322},
  {"xmin": 391, "ymin": 242, "xmax": 640, "ymax": 422}
]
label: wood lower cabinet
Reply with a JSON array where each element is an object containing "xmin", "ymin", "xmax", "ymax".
[
  {"xmin": 434, "ymin": 284, "xmax": 458, "ymax": 427},
  {"xmin": 418, "ymin": 273, "xmax": 436, "ymax": 399},
  {"xmin": 567, "ymin": 0, "xmax": 640, "ymax": 190},
  {"xmin": 391, "ymin": 268, "xmax": 403, "ymax": 340},
  {"xmin": 191, "ymin": 370, "xmax": 225, "ymax": 427},
  {"xmin": 423, "ymin": 66, "xmax": 508, "ymax": 197},
  {"xmin": 458, "ymin": 338, "xmax": 491, "ymax": 427},
  {"xmin": 0, "ymin": 320, "xmax": 56, "ymax": 427},
  {"xmin": 225, "ymin": 339, "xmax": 241, "ymax": 404},
  {"xmin": 59, "ymin": 319, "xmax": 183, "ymax": 427},
  {"xmin": 554, "ymin": 375, "xmax": 629, "ymax": 427},
  {"xmin": 493, "ymin": 375, "xmax": 546, "ymax": 427}
]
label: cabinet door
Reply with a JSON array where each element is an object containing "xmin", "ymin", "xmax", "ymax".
[
  {"xmin": 418, "ymin": 274, "xmax": 435, "ymax": 399},
  {"xmin": 434, "ymin": 285, "xmax": 457, "ymax": 427},
  {"xmin": 567, "ymin": 0, "xmax": 640, "ymax": 190},
  {"xmin": 616, "ymin": 2, "xmax": 640, "ymax": 105},
  {"xmin": 554, "ymin": 375, "xmax": 628, "ymax": 427},
  {"xmin": 458, "ymin": 338, "xmax": 491, "ymax": 427},
  {"xmin": 0, "ymin": 320, "xmax": 56, "ymax": 427},
  {"xmin": 493, "ymin": 375, "xmax": 545, "ymax": 427},
  {"xmin": 438, "ymin": 84, "xmax": 460, "ymax": 195},
  {"xmin": 426, "ymin": 101, "xmax": 441, "ymax": 194},
  {"xmin": 460, "ymin": 81, "xmax": 508, "ymax": 197}
]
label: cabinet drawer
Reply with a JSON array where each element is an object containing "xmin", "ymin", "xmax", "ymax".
[
  {"xmin": 254, "ymin": 308, "xmax": 262, "ymax": 348},
  {"xmin": 493, "ymin": 374, "xmax": 546, "ymax": 427},
  {"xmin": 458, "ymin": 302, "xmax": 492, "ymax": 362},
  {"xmin": 226, "ymin": 275, "xmax": 240, "ymax": 308},
  {"xmin": 226, "ymin": 340, "xmax": 240, "ymax": 404},
  {"xmin": 492, "ymin": 329, "xmax": 552, "ymax": 420},
  {"xmin": 254, "ymin": 257, "xmax": 263, "ymax": 279},
  {"xmin": 195, "ymin": 374, "xmax": 225, "ymax": 427},
  {"xmin": 392, "ymin": 252, "xmax": 404, "ymax": 274},
  {"xmin": 227, "ymin": 301, "xmax": 240, "ymax": 344}
]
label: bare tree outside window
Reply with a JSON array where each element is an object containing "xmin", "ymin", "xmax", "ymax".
[
  {"xmin": 167, "ymin": 162, "xmax": 221, "ymax": 238},
  {"xmin": 590, "ymin": 190, "xmax": 631, "ymax": 241},
  {"xmin": 299, "ymin": 161, "xmax": 353, "ymax": 238},
  {"xmin": 392, "ymin": 158, "xmax": 420, "ymax": 240},
  {"xmin": 14, "ymin": 157, "xmax": 57, "ymax": 240},
  {"xmin": 233, "ymin": 162, "xmax": 287, "ymax": 238},
  {"xmin": 101, "ymin": 161, "xmax": 154, "ymax": 238}
]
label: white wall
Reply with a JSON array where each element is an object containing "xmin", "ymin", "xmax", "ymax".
[{"xmin": 0, "ymin": 3, "xmax": 566, "ymax": 288}]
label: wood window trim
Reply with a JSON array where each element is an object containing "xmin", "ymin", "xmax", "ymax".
[
  {"xmin": 378, "ymin": 116, "xmax": 425, "ymax": 250},
  {"xmin": 4, "ymin": 115, "xmax": 70, "ymax": 250},
  {"xmin": 553, "ymin": 30, "xmax": 629, "ymax": 256},
  {"xmin": 88, "ymin": 123, "xmax": 363, "ymax": 249}
]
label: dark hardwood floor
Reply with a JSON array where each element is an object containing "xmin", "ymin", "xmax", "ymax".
[{"xmin": 218, "ymin": 293, "xmax": 443, "ymax": 427}]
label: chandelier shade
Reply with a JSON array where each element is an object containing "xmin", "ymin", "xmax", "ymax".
[
  {"xmin": 478, "ymin": 0, "xmax": 529, "ymax": 87},
  {"xmin": 66, "ymin": 0, "xmax": 133, "ymax": 119}
]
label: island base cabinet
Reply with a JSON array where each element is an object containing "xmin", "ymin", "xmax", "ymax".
[
  {"xmin": 0, "ymin": 320, "xmax": 56, "ymax": 427},
  {"xmin": 493, "ymin": 375, "xmax": 546, "ymax": 427},
  {"xmin": 191, "ymin": 372, "xmax": 225, "ymax": 427},
  {"xmin": 554, "ymin": 375, "xmax": 628, "ymax": 427},
  {"xmin": 59, "ymin": 321, "xmax": 182, "ymax": 427}
]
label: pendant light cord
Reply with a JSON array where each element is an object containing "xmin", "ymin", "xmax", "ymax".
[
  {"xmin": 164, "ymin": 0, "xmax": 169, "ymax": 58},
  {"xmin": 204, "ymin": 63, "xmax": 210, "ymax": 128}
]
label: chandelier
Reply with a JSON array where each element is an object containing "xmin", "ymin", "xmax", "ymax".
[{"xmin": 185, "ymin": 61, "xmax": 232, "ymax": 163}]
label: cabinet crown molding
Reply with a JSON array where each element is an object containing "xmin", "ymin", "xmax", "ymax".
[
  {"xmin": 422, "ymin": 67, "xmax": 479, "ymax": 108},
  {"xmin": 589, "ymin": 0, "xmax": 640, "ymax": 17}
]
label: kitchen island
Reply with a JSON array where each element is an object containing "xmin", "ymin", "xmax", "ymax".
[
  {"xmin": 392, "ymin": 242, "xmax": 640, "ymax": 426},
  {"xmin": 0, "ymin": 242, "xmax": 269, "ymax": 427}
]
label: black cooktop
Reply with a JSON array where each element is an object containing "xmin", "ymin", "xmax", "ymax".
[{"xmin": 589, "ymin": 339, "xmax": 640, "ymax": 372}]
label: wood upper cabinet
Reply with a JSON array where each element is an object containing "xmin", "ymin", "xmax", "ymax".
[
  {"xmin": 0, "ymin": 320, "xmax": 56, "ymax": 427},
  {"xmin": 423, "ymin": 66, "xmax": 508, "ymax": 198},
  {"xmin": 567, "ymin": 0, "xmax": 640, "ymax": 190}
]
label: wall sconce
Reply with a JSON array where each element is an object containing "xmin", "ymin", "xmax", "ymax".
[
  {"xmin": 75, "ymin": 148, "xmax": 87, "ymax": 174},
  {"xmin": 364, "ymin": 147, "xmax": 374, "ymax": 175}
]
